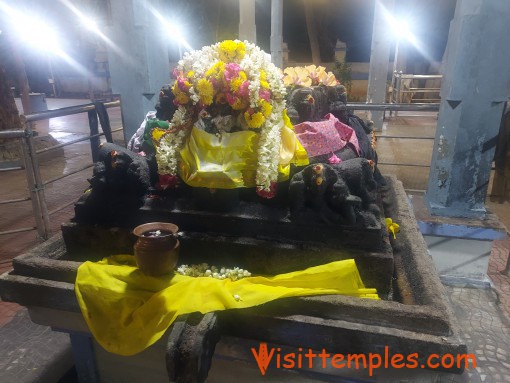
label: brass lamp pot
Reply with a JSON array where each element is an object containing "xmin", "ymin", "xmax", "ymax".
[{"xmin": 133, "ymin": 222, "xmax": 180, "ymax": 276}]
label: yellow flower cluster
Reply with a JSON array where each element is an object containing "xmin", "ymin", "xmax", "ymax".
[
  {"xmin": 205, "ymin": 62, "xmax": 225, "ymax": 82},
  {"xmin": 244, "ymin": 101, "xmax": 272, "ymax": 129},
  {"xmin": 196, "ymin": 78, "xmax": 214, "ymax": 105},
  {"xmin": 158, "ymin": 40, "xmax": 288, "ymax": 196},
  {"xmin": 283, "ymin": 65, "xmax": 338, "ymax": 87},
  {"xmin": 219, "ymin": 40, "xmax": 246, "ymax": 62},
  {"xmin": 260, "ymin": 70, "xmax": 270, "ymax": 90},
  {"xmin": 244, "ymin": 111, "xmax": 266, "ymax": 129},
  {"xmin": 260, "ymin": 100, "xmax": 272, "ymax": 118},
  {"xmin": 172, "ymin": 80, "xmax": 190, "ymax": 105},
  {"xmin": 230, "ymin": 71, "xmax": 247, "ymax": 92},
  {"xmin": 231, "ymin": 97, "xmax": 248, "ymax": 111}
]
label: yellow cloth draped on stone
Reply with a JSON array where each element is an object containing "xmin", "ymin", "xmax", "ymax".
[
  {"xmin": 178, "ymin": 117, "xmax": 309, "ymax": 189},
  {"xmin": 75, "ymin": 256, "xmax": 378, "ymax": 356}
]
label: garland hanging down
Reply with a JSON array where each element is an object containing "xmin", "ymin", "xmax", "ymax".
[{"xmin": 153, "ymin": 40, "xmax": 288, "ymax": 197}]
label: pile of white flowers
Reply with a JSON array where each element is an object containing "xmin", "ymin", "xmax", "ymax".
[{"xmin": 176, "ymin": 263, "xmax": 252, "ymax": 280}]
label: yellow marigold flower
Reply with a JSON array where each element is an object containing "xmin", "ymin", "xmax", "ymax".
[
  {"xmin": 174, "ymin": 91, "xmax": 189, "ymax": 105},
  {"xmin": 206, "ymin": 61, "xmax": 226, "ymax": 79},
  {"xmin": 260, "ymin": 70, "xmax": 267, "ymax": 82},
  {"xmin": 187, "ymin": 70, "xmax": 194, "ymax": 78},
  {"xmin": 260, "ymin": 100, "xmax": 272, "ymax": 118},
  {"xmin": 196, "ymin": 78, "xmax": 214, "ymax": 105},
  {"xmin": 230, "ymin": 77, "xmax": 243, "ymax": 92},
  {"xmin": 151, "ymin": 127, "xmax": 167, "ymax": 143},
  {"xmin": 172, "ymin": 81, "xmax": 190, "ymax": 105},
  {"xmin": 244, "ymin": 111, "xmax": 265, "ymax": 129},
  {"xmin": 260, "ymin": 80, "xmax": 270, "ymax": 89},
  {"xmin": 219, "ymin": 40, "xmax": 246, "ymax": 62}
]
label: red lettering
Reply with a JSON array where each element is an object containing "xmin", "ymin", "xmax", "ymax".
[
  {"xmin": 391, "ymin": 353, "xmax": 405, "ymax": 368},
  {"xmin": 251, "ymin": 343, "xmax": 275, "ymax": 376},
  {"xmin": 428, "ymin": 354, "xmax": 440, "ymax": 368},
  {"xmin": 368, "ymin": 353, "xmax": 382, "ymax": 377},
  {"xmin": 305, "ymin": 349, "xmax": 317, "ymax": 368},
  {"xmin": 331, "ymin": 354, "xmax": 345, "ymax": 368},
  {"xmin": 318, "ymin": 348, "xmax": 330, "ymax": 368},
  {"xmin": 406, "ymin": 353, "xmax": 419, "ymax": 368},
  {"xmin": 282, "ymin": 353, "xmax": 295, "ymax": 369},
  {"xmin": 347, "ymin": 354, "xmax": 367, "ymax": 369},
  {"xmin": 457, "ymin": 353, "xmax": 477, "ymax": 369},
  {"xmin": 442, "ymin": 354, "xmax": 454, "ymax": 369}
]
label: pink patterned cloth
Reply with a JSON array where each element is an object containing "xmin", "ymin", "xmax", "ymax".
[{"xmin": 294, "ymin": 113, "xmax": 360, "ymax": 158}]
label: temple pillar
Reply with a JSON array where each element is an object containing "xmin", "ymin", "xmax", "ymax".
[
  {"xmin": 366, "ymin": 0, "xmax": 394, "ymax": 131},
  {"xmin": 104, "ymin": 0, "xmax": 170, "ymax": 141},
  {"xmin": 282, "ymin": 42, "xmax": 289, "ymax": 68},
  {"xmin": 425, "ymin": 0, "xmax": 510, "ymax": 218},
  {"xmin": 239, "ymin": 0, "xmax": 256, "ymax": 43},
  {"xmin": 270, "ymin": 0, "xmax": 283, "ymax": 68},
  {"xmin": 334, "ymin": 40, "xmax": 347, "ymax": 63}
]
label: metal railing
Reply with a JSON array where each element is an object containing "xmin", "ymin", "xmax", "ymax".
[
  {"xmin": 391, "ymin": 74, "xmax": 442, "ymax": 103},
  {"xmin": 1, "ymin": 100, "xmax": 437, "ymax": 240},
  {"xmin": 343, "ymin": 102, "xmax": 438, "ymax": 192},
  {"xmin": 390, "ymin": 73, "xmax": 442, "ymax": 117},
  {"xmin": 341, "ymin": 102, "xmax": 440, "ymax": 112},
  {"xmin": 0, "ymin": 100, "xmax": 121, "ymax": 240}
]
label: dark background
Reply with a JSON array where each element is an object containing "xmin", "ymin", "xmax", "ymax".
[{"xmin": 1, "ymin": 0, "xmax": 457, "ymax": 94}]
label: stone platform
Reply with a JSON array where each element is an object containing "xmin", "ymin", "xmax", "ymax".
[
  {"xmin": 68, "ymin": 174, "xmax": 394, "ymax": 297},
  {"xmin": 0, "ymin": 176, "xmax": 468, "ymax": 382},
  {"xmin": 411, "ymin": 194, "xmax": 507, "ymax": 285}
]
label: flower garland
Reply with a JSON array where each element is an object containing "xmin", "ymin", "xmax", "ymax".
[{"xmin": 154, "ymin": 40, "xmax": 287, "ymax": 197}]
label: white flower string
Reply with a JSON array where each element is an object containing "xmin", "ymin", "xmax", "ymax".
[
  {"xmin": 176, "ymin": 263, "xmax": 252, "ymax": 281},
  {"xmin": 154, "ymin": 40, "xmax": 287, "ymax": 195}
]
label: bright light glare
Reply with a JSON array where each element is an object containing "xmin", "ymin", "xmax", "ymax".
[
  {"xmin": 379, "ymin": 2, "xmax": 417, "ymax": 44},
  {"xmin": 81, "ymin": 15, "xmax": 99, "ymax": 33},
  {"xmin": 148, "ymin": 6, "xmax": 193, "ymax": 52},
  {"xmin": 377, "ymin": 0, "xmax": 434, "ymax": 63},
  {"xmin": 16, "ymin": 16, "xmax": 62, "ymax": 54},
  {"xmin": 0, "ymin": 1, "xmax": 62, "ymax": 54},
  {"xmin": 391, "ymin": 19, "xmax": 417, "ymax": 45},
  {"xmin": 58, "ymin": 0, "xmax": 103, "ymax": 37},
  {"xmin": 57, "ymin": 0, "xmax": 132, "ymax": 65}
]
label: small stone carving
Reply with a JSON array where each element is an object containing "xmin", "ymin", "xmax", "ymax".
[
  {"xmin": 74, "ymin": 143, "xmax": 151, "ymax": 225},
  {"xmin": 287, "ymin": 86, "xmax": 330, "ymax": 125},
  {"xmin": 289, "ymin": 158, "xmax": 380, "ymax": 227},
  {"xmin": 287, "ymin": 83, "xmax": 385, "ymax": 186}
]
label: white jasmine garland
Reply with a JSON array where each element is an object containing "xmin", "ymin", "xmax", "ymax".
[
  {"xmin": 156, "ymin": 129, "xmax": 187, "ymax": 174},
  {"xmin": 156, "ymin": 106, "xmax": 191, "ymax": 175},
  {"xmin": 154, "ymin": 40, "xmax": 287, "ymax": 193}
]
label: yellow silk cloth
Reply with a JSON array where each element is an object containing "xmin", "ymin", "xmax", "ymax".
[
  {"xmin": 179, "ymin": 124, "xmax": 309, "ymax": 189},
  {"xmin": 75, "ymin": 256, "xmax": 378, "ymax": 356}
]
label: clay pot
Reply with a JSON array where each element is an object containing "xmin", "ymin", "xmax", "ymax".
[{"xmin": 133, "ymin": 222, "xmax": 180, "ymax": 276}]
